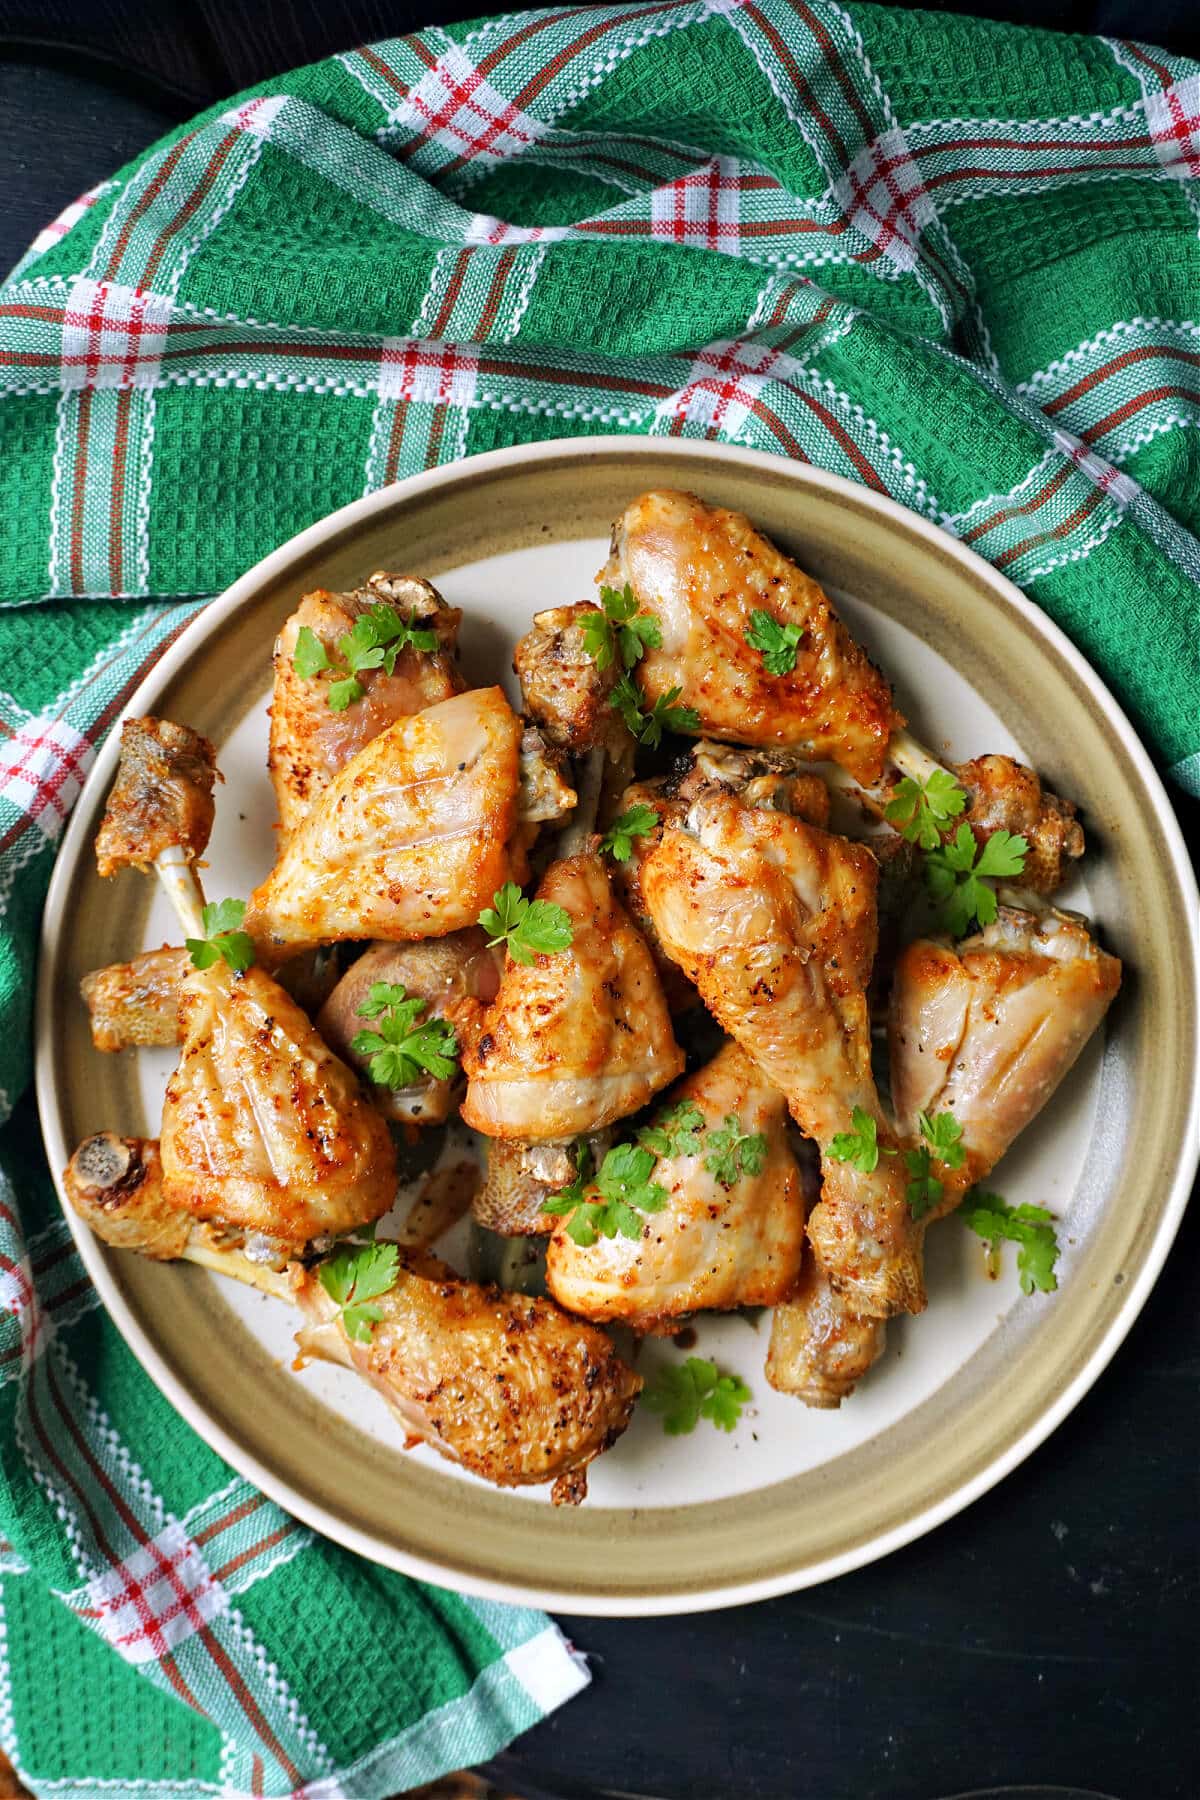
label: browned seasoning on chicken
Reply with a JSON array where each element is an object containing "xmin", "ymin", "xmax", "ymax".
[
  {"xmin": 270, "ymin": 574, "xmax": 465, "ymax": 840},
  {"xmin": 290, "ymin": 1249, "xmax": 641, "ymax": 1503},
  {"xmin": 950, "ymin": 754, "xmax": 1085, "ymax": 895},
  {"xmin": 94, "ymin": 716, "xmax": 217, "ymax": 877}
]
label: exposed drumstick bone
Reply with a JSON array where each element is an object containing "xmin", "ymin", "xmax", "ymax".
[{"xmin": 94, "ymin": 715, "xmax": 218, "ymax": 936}]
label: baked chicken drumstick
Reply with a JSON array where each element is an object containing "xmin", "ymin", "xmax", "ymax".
[
  {"xmin": 768, "ymin": 902, "xmax": 1122, "ymax": 1405},
  {"xmin": 606, "ymin": 490, "xmax": 1083, "ymax": 892},
  {"xmin": 94, "ymin": 716, "xmax": 395, "ymax": 1255},
  {"xmin": 641, "ymin": 788, "xmax": 924, "ymax": 1318},
  {"xmin": 545, "ymin": 1040, "xmax": 807, "ymax": 1332},
  {"xmin": 63, "ymin": 1134, "xmax": 639, "ymax": 1504}
]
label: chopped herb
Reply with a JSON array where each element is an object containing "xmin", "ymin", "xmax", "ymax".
[
  {"xmin": 544, "ymin": 1142, "xmax": 668, "ymax": 1247},
  {"xmin": 478, "ymin": 882, "xmax": 574, "ymax": 966},
  {"xmin": 827, "ymin": 1106, "xmax": 881, "ymax": 1174},
  {"xmin": 884, "ymin": 769, "xmax": 968, "ymax": 850},
  {"xmin": 638, "ymin": 1099, "xmax": 706, "ymax": 1159},
  {"xmin": 579, "ymin": 583, "xmax": 663, "ymax": 672},
  {"xmin": 318, "ymin": 1240, "xmax": 400, "ymax": 1342},
  {"xmin": 642, "ymin": 1357, "xmax": 751, "ymax": 1435},
  {"xmin": 599, "ymin": 803, "xmax": 660, "ymax": 864},
  {"xmin": 960, "ymin": 1189, "xmax": 1060, "ymax": 1294},
  {"xmin": 745, "ymin": 609, "xmax": 804, "ymax": 677},
  {"xmin": 293, "ymin": 602, "xmax": 438, "ymax": 712},
  {"xmin": 611, "ymin": 673, "xmax": 700, "ymax": 748},
  {"xmin": 924, "ymin": 823, "xmax": 1028, "ymax": 937},
  {"xmin": 349, "ymin": 982, "xmax": 458, "ymax": 1089},
  {"xmin": 185, "ymin": 898, "xmax": 255, "ymax": 974},
  {"xmin": 703, "ymin": 1115, "xmax": 768, "ymax": 1188}
]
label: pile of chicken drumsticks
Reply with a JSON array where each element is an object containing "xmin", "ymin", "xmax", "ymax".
[{"xmin": 64, "ymin": 490, "xmax": 1121, "ymax": 1504}]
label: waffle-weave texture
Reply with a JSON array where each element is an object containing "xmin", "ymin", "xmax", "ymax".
[{"xmin": 1, "ymin": 4, "xmax": 1198, "ymax": 1794}]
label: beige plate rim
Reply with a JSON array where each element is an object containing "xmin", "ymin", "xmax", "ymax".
[{"xmin": 35, "ymin": 437, "xmax": 1200, "ymax": 1615}]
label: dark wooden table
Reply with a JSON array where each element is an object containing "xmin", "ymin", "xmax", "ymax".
[{"xmin": 2, "ymin": 9, "xmax": 1196, "ymax": 1797}]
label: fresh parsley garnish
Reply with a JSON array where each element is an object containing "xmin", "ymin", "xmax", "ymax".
[
  {"xmin": 903, "ymin": 1113, "xmax": 965, "ymax": 1219},
  {"xmin": 611, "ymin": 674, "xmax": 701, "ymax": 748},
  {"xmin": 924, "ymin": 823, "xmax": 1028, "ymax": 937},
  {"xmin": 642, "ymin": 1357, "xmax": 751, "ymax": 1435},
  {"xmin": 638, "ymin": 1099, "xmax": 706, "ymax": 1159},
  {"xmin": 478, "ymin": 882, "xmax": 574, "ymax": 966},
  {"xmin": 349, "ymin": 982, "xmax": 458, "ymax": 1089},
  {"xmin": 579, "ymin": 583, "xmax": 663, "ymax": 672},
  {"xmin": 745, "ymin": 609, "xmax": 804, "ymax": 677},
  {"xmin": 960, "ymin": 1190, "xmax": 1060, "ymax": 1294},
  {"xmin": 185, "ymin": 898, "xmax": 255, "ymax": 974},
  {"xmin": 544, "ymin": 1142, "xmax": 668, "ymax": 1247},
  {"xmin": 884, "ymin": 769, "xmax": 968, "ymax": 850},
  {"xmin": 599, "ymin": 803, "xmax": 660, "ymax": 864},
  {"xmin": 827, "ymin": 1106, "xmax": 880, "ymax": 1173},
  {"xmin": 703, "ymin": 1115, "xmax": 768, "ymax": 1188},
  {"xmin": 318, "ymin": 1241, "xmax": 400, "ymax": 1343},
  {"xmin": 293, "ymin": 603, "xmax": 438, "ymax": 712}
]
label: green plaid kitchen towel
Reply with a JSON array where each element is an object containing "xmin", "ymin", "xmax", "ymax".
[{"xmin": 1, "ymin": 1, "xmax": 1199, "ymax": 1793}]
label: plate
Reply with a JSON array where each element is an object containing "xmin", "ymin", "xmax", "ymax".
[{"xmin": 36, "ymin": 439, "xmax": 1200, "ymax": 1614}]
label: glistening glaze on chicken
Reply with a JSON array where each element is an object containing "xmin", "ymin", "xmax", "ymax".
[
  {"xmin": 545, "ymin": 1042, "xmax": 808, "ymax": 1332},
  {"xmin": 641, "ymin": 790, "xmax": 924, "ymax": 1318},
  {"xmin": 246, "ymin": 687, "xmax": 527, "ymax": 956},
  {"xmin": 603, "ymin": 490, "xmax": 901, "ymax": 784}
]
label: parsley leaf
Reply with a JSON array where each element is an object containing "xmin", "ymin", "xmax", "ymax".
[
  {"xmin": 745, "ymin": 609, "xmax": 804, "ymax": 677},
  {"xmin": 349, "ymin": 981, "xmax": 459, "ymax": 1089},
  {"xmin": 544, "ymin": 1142, "xmax": 668, "ymax": 1247},
  {"xmin": 638, "ymin": 1099, "xmax": 706, "ymax": 1159},
  {"xmin": 900, "ymin": 1114, "xmax": 965, "ymax": 1218},
  {"xmin": 883, "ymin": 769, "xmax": 968, "ymax": 850},
  {"xmin": 292, "ymin": 603, "xmax": 438, "ymax": 712},
  {"xmin": 478, "ymin": 883, "xmax": 574, "ymax": 966},
  {"xmin": 318, "ymin": 1240, "xmax": 400, "ymax": 1342},
  {"xmin": 703, "ymin": 1114, "xmax": 768, "ymax": 1188},
  {"xmin": 827, "ymin": 1106, "xmax": 880, "ymax": 1174},
  {"xmin": 960, "ymin": 1189, "xmax": 1061, "ymax": 1294},
  {"xmin": 642, "ymin": 1357, "xmax": 751, "ymax": 1435},
  {"xmin": 924, "ymin": 823, "xmax": 1028, "ymax": 936},
  {"xmin": 599, "ymin": 803, "xmax": 660, "ymax": 864},
  {"xmin": 611, "ymin": 674, "xmax": 700, "ymax": 748},
  {"xmin": 918, "ymin": 1109, "xmax": 965, "ymax": 1169},
  {"xmin": 579, "ymin": 583, "xmax": 663, "ymax": 672},
  {"xmin": 185, "ymin": 898, "xmax": 255, "ymax": 974}
]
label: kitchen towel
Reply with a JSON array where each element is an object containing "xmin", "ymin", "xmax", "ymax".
[{"xmin": 0, "ymin": 3, "xmax": 1198, "ymax": 1795}]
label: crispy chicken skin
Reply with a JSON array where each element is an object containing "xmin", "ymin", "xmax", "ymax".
[
  {"xmin": 460, "ymin": 852, "xmax": 685, "ymax": 1141},
  {"xmin": 290, "ymin": 1251, "xmax": 641, "ymax": 1503},
  {"xmin": 162, "ymin": 961, "xmax": 396, "ymax": 1250},
  {"xmin": 545, "ymin": 1042, "xmax": 807, "ymax": 1332},
  {"xmin": 603, "ymin": 490, "xmax": 901, "ymax": 784},
  {"xmin": 270, "ymin": 575, "xmax": 464, "ymax": 839},
  {"xmin": 317, "ymin": 931, "xmax": 502, "ymax": 1124},
  {"xmin": 889, "ymin": 907, "xmax": 1122, "ymax": 1213},
  {"xmin": 782, "ymin": 904, "xmax": 1121, "ymax": 1406},
  {"xmin": 641, "ymin": 791, "xmax": 924, "ymax": 1317},
  {"xmin": 94, "ymin": 717, "xmax": 217, "ymax": 878},
  {"xmin": 951, "ymin": 755, "xmax": 1085, "ymax": 895},
  {"xmin": 246, "ymin": 687, "xmax": 527, "ymax": 958},
  {"xmin": 81, "ymin": 946, "xmax": 192, "ymax": 1052},
  {"xmin": 63, "ymin": 1137, "xmax": 636, "ymax": 1504}
]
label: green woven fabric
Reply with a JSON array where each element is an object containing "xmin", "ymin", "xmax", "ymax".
[{"xmin": 1, "ymin": 3, "xmax": 1198, "ymax": 1793}]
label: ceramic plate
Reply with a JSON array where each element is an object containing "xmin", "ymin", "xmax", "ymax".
[{"xmin": 35, "ymin": 440, "xmax": 1200, "ymax": 1614}]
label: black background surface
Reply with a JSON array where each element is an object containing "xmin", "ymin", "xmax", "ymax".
[{"xmin": 1, "ymin": 5, "xmax": 1196, "ymax": 1797}]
